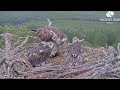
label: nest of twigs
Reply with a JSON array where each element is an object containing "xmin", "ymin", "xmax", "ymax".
[{"xmin": 0, "ymin": 34, "xmax": 120, "ymax": 79}]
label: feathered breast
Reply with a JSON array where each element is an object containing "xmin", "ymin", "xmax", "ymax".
[
  {"xmin": 36, "ymin": 29, "xmax": 53, "ymax": 41},
  {"xmin": 66, "ymin": 42, "xmax": 81, "ymax": 58},
  {"xmin": 35, "ymin": 26, "xmax": 66, "ymax": 41},
  {"xmin": 24, "ymin": 44, "xmax": 52, "ymax": 66}
]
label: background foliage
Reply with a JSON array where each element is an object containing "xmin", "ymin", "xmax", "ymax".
[{"xmin": 0, "ymin": 11, "xmax": 120, "ymax": 48}]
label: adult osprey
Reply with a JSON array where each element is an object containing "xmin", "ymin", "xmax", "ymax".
[{"xmin": 32, "ymin": 18, "xmax": 67, "ymax": 44}]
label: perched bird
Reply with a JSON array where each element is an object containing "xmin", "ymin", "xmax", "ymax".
[
  {"xmin": 33, "ymin": 27, "xmax": 67, "ymax": 57},
  {"xmin": 32, "ymin": 18, "xmax": 67, "ymax": 44},
  {"xmin": 31, "ymin": 18, "xmax": 67, "ymax": 57},
  {"xmin": 23, "ymin": 42, "xmax": 54, "ymax": 67},
  {"xmin": 33, "ymin": 26, "xmax": 67, "ymax": 43},
  {"xmin": 65, "ymin": 37, "xmax": 84, "ymax": 67}
]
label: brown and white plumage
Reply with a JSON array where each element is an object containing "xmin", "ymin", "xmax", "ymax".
[
  {"xmin": 66, "ymin": 37, "xmax": 84, "ymax": 57},
  {"xmin": 33, "ymin": 26, "xmax": 67, "ymax": 57},
  {"xmin": 32, "ymin": 19, "xmax": 67, "ymax": 43},
  {"xmin": 65, "ymin": 37, "xmax": 84, "ymax": 67},
  {"xmin": 23, "ymin": 42, "xmax": 54, "ymax": 67},
  {"xmin": 34, "ymin": 26, "xmax": 67, "ymax": 43},
  {"xmin": 32, "ymin": 18, "xmax": 67, "ymax": 58}
]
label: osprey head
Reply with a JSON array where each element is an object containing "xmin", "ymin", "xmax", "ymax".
[
  {"xmin": 48, "ymin": 42, "xmax": 54, "ymax": 49},
  {"xmin": 72, "ymin": 37, "xmax": 84, "ymax": 43}
]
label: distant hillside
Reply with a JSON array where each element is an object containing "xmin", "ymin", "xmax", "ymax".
[
  {"xmin": 0, "ymin": 11, "xmax": 120, "ymax": 25},
  {"xmin": 0, "ymin": 11, "xmax": 120, "ymax": 48}
]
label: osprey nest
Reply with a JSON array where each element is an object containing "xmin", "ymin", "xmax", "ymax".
[{"xmin": 0, "ymin": 20, "xmax": 120, "ymax": 79}]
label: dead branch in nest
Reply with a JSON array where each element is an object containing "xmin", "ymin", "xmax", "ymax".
[
  {"xmin": 0, "ymin": 59, "xmax": 5, "ymax": 65},
  {"xmin": 1, "ymin": 33, "xmax": 120, "ymax": 79},
  {"xmin": 12, "ymin": 57, "xmax": 120, "ymax": 79},
  {"xmin": 13, "ymin": 60, "xmax": 104, "ymax": 78},
  {"xmin": 83, "ymin": 60, "xmax": 120, "ymax": 79},
  {"xmin": 74, "ymin": 67, "xmax": 98, "ymax": 79},
  {"xmin": 13, "ymin": 35, "xmax": 29, "ymax": 52},
  {"xmin": 53, "ymin": 62, "xmax": 105, "ymax": 79},
  {"xmin": 0, "ymin": 35, "xmax": 36, "ymax": 77},
  {"xmin": 29, "ymin": 60, "xmax": 105, "ymax": 79}
]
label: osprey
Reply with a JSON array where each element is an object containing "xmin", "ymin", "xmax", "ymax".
[
  {"xmin": 32, "ymin": 18, "xmax": 67, "ymax": 57},
  {"xmin": 33, "ymin": 26, "xmax": 67, "ymax": 43},
  {"xmin": 23, "ymin": 42, "xmax": 54, "ymax": 67},
  {"xmin": 65, "ymin": 37, "xmax": 84, "ymax": 67},
  {"xmin": 32, "ymin": 18, "xmax": 67, "ymax": 44}
]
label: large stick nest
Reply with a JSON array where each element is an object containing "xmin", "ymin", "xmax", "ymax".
[{"xmin": 0, "ymin": 33, "xmax": 120, "ymax": 79}]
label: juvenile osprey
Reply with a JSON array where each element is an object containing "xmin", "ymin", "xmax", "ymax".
[
  {"xmin": 23, "ymin": 42, "xmax": 54, "ymax": 67},
  {"xmin": 65, "ymin": 37, "xmax": 84, "ymax": 67}
]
